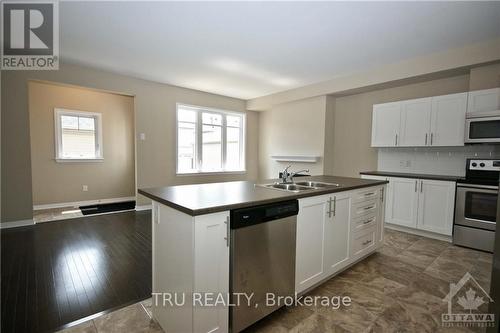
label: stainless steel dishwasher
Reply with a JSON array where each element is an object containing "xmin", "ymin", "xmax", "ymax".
[{"xmin": 230, "ymin": 200, "xmax": 298, "ymax": 333}]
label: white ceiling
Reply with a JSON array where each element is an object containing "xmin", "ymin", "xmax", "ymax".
[{"xmin": 60, "ymin": 1, "xmax": 500, "ymax": 100}]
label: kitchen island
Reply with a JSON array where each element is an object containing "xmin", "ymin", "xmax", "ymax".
[{"xmin": 139, "ymin": 175, "xmax": 387, "ymax": 333}]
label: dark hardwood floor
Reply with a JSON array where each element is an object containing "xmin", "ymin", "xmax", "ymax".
[{"xmin": 1, "ymin": 210, "xmax": 152, "ymax": 333}]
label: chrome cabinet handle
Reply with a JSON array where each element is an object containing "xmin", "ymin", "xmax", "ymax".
[
  {"xmin": 380, "ymin": 188, "xmax": 384, "ymax": 203},
  {"xmin": 224, "ymin": 216, "xmax": 229, "ymax": 247},
  {"xmin": 425, "ymin": 133, "xmax": 428, "ymax": 145},
  {"xmin": 362, "ymin": 240, "xmax": 372, "ymax": 246},
  {"xmin": 420, "ymin": 180, "xmax": 423, "ymax": 193},
  {"xmin": 414, "ymin": 180, "xmax": 418, "ymax": 192},
  {"xmin": 430, "ymin": 133, "xmax": 434, "ymax": 145},
  {"xmin": 364, "ymin": 192, "xmax": 376, "ymax": 197},
  {"xmin": 363, "ymin": 205, "xmax": 375, "ymax": 211},
  {"xmin": 395, "ymin": 134, "xmax": 398, "ymax": 146},
  {"xmin": 327, "ymin": 197, "xmax": 332, "ymax": 218},
  {"xmin": 333, "ymin": 197, "xmax": 336, "ymax": 217}
]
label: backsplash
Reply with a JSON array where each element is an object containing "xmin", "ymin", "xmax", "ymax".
[{"xmin": 377, "ymin": 145, "xmax": 500, "ymax": 176}]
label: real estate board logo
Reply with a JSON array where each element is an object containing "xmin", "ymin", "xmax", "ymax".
[
  {"xmin": 1, "ymin": 0, "xmax": 59, "ymax": 70},
  {"xmin": 442, "ymin": 272, "xmax": 495, "ymax": 329}
]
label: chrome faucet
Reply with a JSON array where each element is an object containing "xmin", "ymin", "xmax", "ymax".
[
  {"xmin": 280, "ymin": 165, "xmax": 310, "ymax": 183},
  {"xmin": 280, "ymin": 165, "xmax": 292, "ymax": 183},
  {"xmin": 290, "ymin": 169, "xmax": 310, "ymax": 182}
]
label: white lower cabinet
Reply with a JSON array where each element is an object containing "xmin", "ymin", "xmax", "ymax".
[
  {"xmin": 386, "ymin": 177, "xmax": 419, "ymax": 228},
  {"xmin": 193, "ymin": 212, "xmax": 230, "ymax": 333},
  {"xmin": 417, "ymin": 180, "xmax": 455, "ymax": 236},
  {"xmin": 324, "ymin": 192, "xmax": 351, "ymax": 275},
  {"xmin": 152, "ymin": 204, "xmax": 229, "ymax": 333},
  {"xmin": 295, "ymin": 194, "xmax": 329, "ymax": 293},
  {"xmin": 295, "ymin": 186, "xmax": 384, "ymax": 294},
  {"xmin": 362, "ymin": 175, "xmax": 456, "ymax": 236}
]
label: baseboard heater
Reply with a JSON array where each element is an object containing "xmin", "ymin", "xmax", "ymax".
[{"xmin": 79, "ymin": 201, "xmax": 136, "ymax": 216}]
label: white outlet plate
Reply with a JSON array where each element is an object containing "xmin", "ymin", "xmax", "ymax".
[{"xmin": 82, "ymin": 185, "xmax": 88, "ymax": 191}]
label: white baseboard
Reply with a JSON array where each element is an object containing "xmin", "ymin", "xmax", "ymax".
[
  {"xmin": 135, "ymin": 204, "xmax": 152, "ymax": 211},
  {"xmin": 385, "ymin": 223, "xmax": 452, "ymax": 243},
  {"xmin": 1, "ymin": 219, "xmax": 35, "ymax": 229},
  {"xmin": 33, "ymin": 196, "xmax": 136, "ymax": 210}
]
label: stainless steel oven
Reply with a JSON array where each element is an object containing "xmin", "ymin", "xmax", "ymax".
[
  {"xmin": 453, "ymin": 159, "xmax": 500, "ymax": 252},
  {"xmin": 465, "ymin": 114, "xmax": 500, "ymax": 144},
  {"xmin": 454, "ymin": 183, "xmax": 498, "ymax": 252},
  {"xmin": 455, "ymin": 183, "xmax": 498, "ymax": 231}
]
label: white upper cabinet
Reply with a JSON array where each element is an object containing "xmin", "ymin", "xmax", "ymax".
[
  {"xmin": 417, "ymin": 180, "xmax": 455, "ymax": 236},
  {"xmin": 371, "ymin": 102, "xmax": 401, "ymax": 147},
  {"xmin": 399, "ymin": 98, "xmax": 432, "ymax": 147},
  {"xmin": 430, "ymin": 92, "xmax": 467, "ymax": 146},
  {"xmin": 467, "ymin": 88, "xmax": 500, "ymax": 116},
  {"xmin": 371, "ymin": 92, "xmax": 468, "ymax": 147}
]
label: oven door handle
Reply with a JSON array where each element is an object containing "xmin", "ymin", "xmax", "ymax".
[
  {"xmin": 457, "ymin": 183, "xmax": 499, "ymax": 191},
  {"xmin": 460, "ymin": 217, "xmax": 497, "ymax": 226}
]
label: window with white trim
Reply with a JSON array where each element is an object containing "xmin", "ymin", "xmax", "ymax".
[
  {"xmin": 177, "ymin": 104, "xmax": 245, "ymax": 174},
  {"xmin": 54, "ymin": 109, "xmax": 103, "ymax": 161}
]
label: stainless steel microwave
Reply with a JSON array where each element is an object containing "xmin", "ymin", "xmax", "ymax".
[{"xmin": 465, "ymin": 112, "xmax": 500, "ymax": 143}]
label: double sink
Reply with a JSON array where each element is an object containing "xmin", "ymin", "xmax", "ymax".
[{"xmin": 258, "ymin": 181, "xmax": 341, "ymax": 193}]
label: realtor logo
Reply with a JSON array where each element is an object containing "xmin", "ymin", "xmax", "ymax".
[
  {"xmin": 1, "ymin": 1, "xmax": 59, "ymax": 70},
  {"xmin": 442, "ymin": 272, "xmax": 495, "ymax": 329}
]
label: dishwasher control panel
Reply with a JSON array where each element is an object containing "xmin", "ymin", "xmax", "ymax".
[{"xmin": 231, "ymin": 200, "xmax": 298, "ymax": 229}]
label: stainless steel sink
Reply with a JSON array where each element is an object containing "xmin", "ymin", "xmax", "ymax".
[
  {"xmin": 266, "ymin": 183, "xmax": 314, "ymax": 192},
  {"xmin": 257, "ymin": 181, "xmax": 341, "ymax": 193},
  {"xmin": 294, "ymin": 181, "xmax": 341, "ymax": 188},
  {"xmin": 257, "ymin": 183, "xmax": 314, "ymax": 193}
]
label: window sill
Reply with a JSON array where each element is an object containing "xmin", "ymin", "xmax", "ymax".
[
  {"xmin": 176, "ymin": 170, "xmax": 247, "ymax": 176},
  {"xmin": 55, "ymin": 158, "xmax": 104, "ymax": 163}
]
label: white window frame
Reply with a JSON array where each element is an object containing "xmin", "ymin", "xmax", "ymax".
[
  {"xmin": 54, "ymin": 108, "xmax": 103, "ymax": 162},
  {"xmin": 176, "ymin": 103, "xmax": 246, "ymax": 175}
]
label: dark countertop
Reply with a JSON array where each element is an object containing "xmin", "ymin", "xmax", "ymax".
[
  {"xmin": 138, "ymin": 175, "xmax": 388, "ymax": 216},
  {"xmin": 360, "ymin": 171, "xmax": 463, "ymax": 182}
]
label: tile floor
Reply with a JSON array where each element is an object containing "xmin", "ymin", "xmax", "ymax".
[{"xmin": 58, "ymin": 228, "xmax": 493, "ymax": 333}]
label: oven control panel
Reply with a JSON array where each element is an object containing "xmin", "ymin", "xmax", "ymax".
[{"xmin": 469, "ymin": 159, "xmax": 500, "ymax": 171}]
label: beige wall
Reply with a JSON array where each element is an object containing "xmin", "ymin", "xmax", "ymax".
[
  {"xmin": 469, "ymin": 63, "xmax": 500, "ymax": 91},
  {"xmin": 2, "ymin": 63, "xmax": 259, "ymax": 223},
  {"xmin": 258, "ymin": 96, "xmax": 327, "ymax": 178},
  {"xmin": 328, "ymin": 75, "xmax": 471, "ymax": 177},
  {"xmin": 29, "ymin": 81, "xmax": 135, "ymax": 205}
]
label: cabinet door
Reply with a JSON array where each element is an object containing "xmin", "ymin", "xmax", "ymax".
[
  {"xmin": 417, "ymin": 180, "xmax": 455, "ymax": 236},
  {"xmin": 430, "ymin": 93, "xmax": 467, "ymax": 146},
  {"xmin": 193, "ymin": 212, "xmax": 230, "ymax": 333},
  {"xmin": 399, "ymin": 98, "xmax": 432, "ymax": 147},
  {"xmin": 324, "ymin": 193, "xmax": 351, "ymax": 275},
  {"xmin": 467, "ymin": 88, "xmax": 500, "ymax": 116},
  {"xmin": 296, "ymin": 195, "xmax": 328, "ymax": 293},
  {"xmin": 386, "ymin": 177, "xmax": 418, "ymax": 228},
  {"xmin": 371, "ymin": 102, "xmax": 401, "ymax": 147}
]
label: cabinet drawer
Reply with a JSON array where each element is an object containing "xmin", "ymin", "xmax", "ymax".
[
  {"xmin": 352, "ymin": 188, "xmax": 380, "ymax": 203},
  {"xmin": 351, "ymin": 227, "xmax": 377, "ymax": 258},
  {"xmin": 351, "ymin": 199, "xmax": 378, "ymax": 219},
  {"xmin": 352, "ymin": 213, "xmax": 377, "ymax": 232}
]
